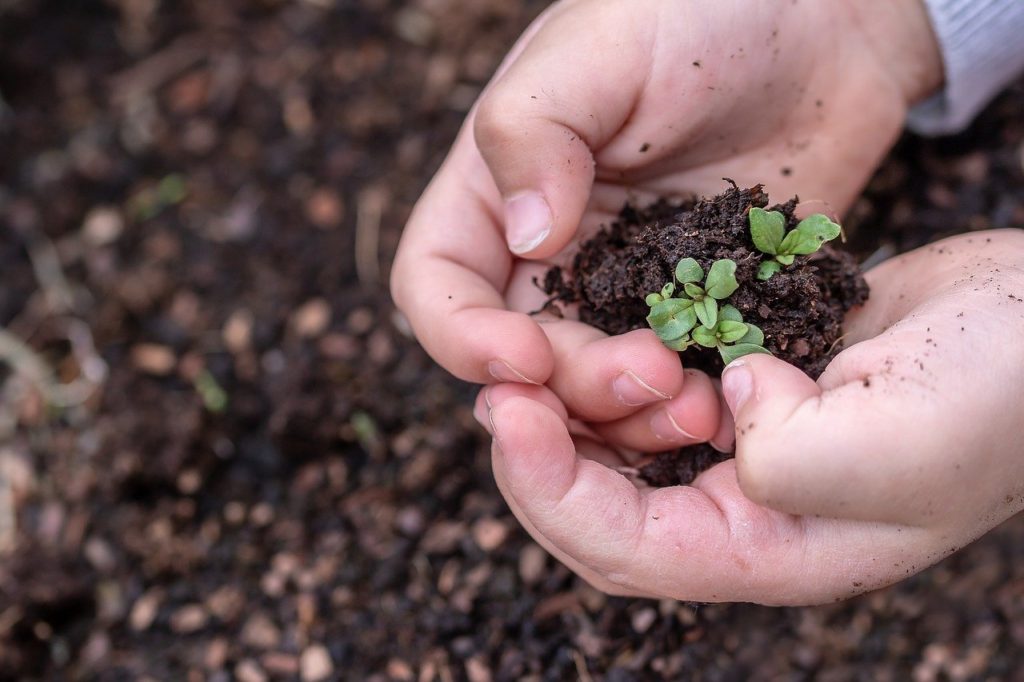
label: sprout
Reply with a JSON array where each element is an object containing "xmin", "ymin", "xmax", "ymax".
[
  {"xmin": 645, "ymin": 259, "xmax": 769, "ymax": 364},
  {"xmin": 749, "ymin": 208, "xmax": 841, "ymax": 280}
]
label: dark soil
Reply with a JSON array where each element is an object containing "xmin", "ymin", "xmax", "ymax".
[
  {"xmin": 543, "ymin": 183, "xmax": 869, "ymax": 379},
  {"xmin": 3, "ymin": 0, "xmax": 1024, "ymax": 679},
  {"xmin": 638, "ymin": 445, "xmax": 732, "ymax": 488},
  {"xmin": 542, "ymin": 184, "xmax": 869, "ymax": 488}
]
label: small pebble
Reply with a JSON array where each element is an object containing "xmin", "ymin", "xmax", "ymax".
[
  {"xmin": 299, "ymin": 644, "xmax": 334, "ymax": 681},
  {"xmin": 305, "ymin": 188, "xmax": 344, "ymax": 229},
  {"xmin": 129, "ymin": 589, "xmax": 163, "ymax": 631},
  {"xmin": 170, "ymin": 604, "xmax": 208, "ymax": 633},
  {"xmin": 223, "ymin": 309, "xmax": 254, "ymax": 353},
  {"xmin": 386, "ymin": 659, "xmax": 414, "ymax": 681},
  {"xmin": 261, "ymin": 652, "xmax": 299, "ymax": 676},
  {"xmin": 235, "ymin": 659, "xmax": 268, "ymax": 682},
  {"xmin": 131, "ymin": 344, "xmax": 176, "ymax": 375},
  {"xmin": 241, "ymin": 613, "xmax": 281, "ymax": 649},
  {"xmin": 465, "ymin": 657, "xmax": 492, "ymax": 682},
  {"xmin": 291, "ymin": 298, "xmax": 332, "ymax": 338},
  {"xmin": 632, "ymin": 607, "xmax": 657, "ymax": 634},
  {"xmin": 471, "ymin": 517, "xmax": 508, "ymax": 552},
  {"xmin": 518, "ymin": 544, "xmax": 547, "ymax": 584},
  {"xmin": 82, "ymin": 206, "xmax": 124, "ymax": 245}
]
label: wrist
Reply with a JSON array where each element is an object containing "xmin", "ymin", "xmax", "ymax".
[{"xmin": 845, "ymin": 0, "xmax": 944, "ymax": 107}]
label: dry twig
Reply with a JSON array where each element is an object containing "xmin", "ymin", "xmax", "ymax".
[{"xmin": 356, "ymin": 186, "xmax": 387, "ymax": 288}]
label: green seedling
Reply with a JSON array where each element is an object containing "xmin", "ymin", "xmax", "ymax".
[
  {"xmin": 194, "ymin": 369, "xmax": 228, "ymax": 413},
  {"xmin": 646, "ymin": 257, "xmax": 739, "ymax": 333},
  {"xmin": 690, "ymin": 304, "xmax": 771, "ymax": 365},
  {"xmin": 646, "ymin": 259, "xmax": 770, "ymax": 364},
  {"xmin": 749, "ymin": 208, "xmax": 841, "ymax": 280}
]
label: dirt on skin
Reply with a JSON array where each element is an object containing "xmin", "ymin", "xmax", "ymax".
[{"xmin": 542, "ymin": 183, "xmax": 870, "ymax": 379}]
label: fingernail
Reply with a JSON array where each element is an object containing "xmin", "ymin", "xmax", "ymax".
[
  {"xmin": 488, "ymin": 360, "xmax": 537, "ymax": 384},
  {"xmin": 612, "ymin": 370, "xmax": 669, "ymax": 406},
  {"xmin": 504, "ymin": 192, "xmax": 552, "ymax": 254},
  {"xmin": 473, "ymin": 388, "xmax": 493, "ymax": 430},
  {"xmin": 721, "ymin": 361, "xmax": 753, "ymax": 416},
  {"xmin": 650, "ymin": 409, "xmax": 698, "ymax": 442}
]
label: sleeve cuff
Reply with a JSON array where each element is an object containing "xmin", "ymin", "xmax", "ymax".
[{"xmin": 907, "ymin": 0, "xmax": 1024, "ymax": 136}]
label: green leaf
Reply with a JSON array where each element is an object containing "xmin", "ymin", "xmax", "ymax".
[
  {"xmin": 647, "ymin": 297, "xmax": 691, "ymax": 325},
  {"xmin": 695, "ymin": 297, "xmax": 718, "ymax": 329},
  {"xmin": 719, "ymin": 342, "xmax": 771, "ymax": 365},
  {"xmin": 649, "ymin": 303, "xmax": 698, "ymax": 341},
  {"xmin": 749, "ymin": 207, "xmax": 785, "ymax": 255},
  {"xmin": 704, "ymin": 259, "xmax": 739, "ymax": 299},
  {"xmin": 717, "ymin": 320, "xmax": 749, "ymax": 343},
  {"xmin": 757, "ymin": 261, "xmax": 782, "ymax": 280},
  {"xmin": 778, "ymin": 214, "xmax": 842, "ymax": 256},
  {"xmin": 661, "ymin": 282, "xmax": 675, "ymax": 299},
  {"xmin": 795, "ymin": 213, "xmax": 841, "ymax": 244},
  {"xmin": 683, "ymin": 282, "xmax": 705, "ymax": 299},
  {"xmin": 664, "ymin": 335, "xmax": 693, "ymax": 352},
  {"xmin": 674, "ymin": 258, "xmax": 704, "ymax": 284},
  {"xmin": 719, "ymin": 304, "xmax": 743, "ymax": 323},
  {"xmin": 645, "ymin": 293, "xmax": 663, "ymax": 306},
  {"xmin": 738, "ymin": 323, "xmax": 764, "ymax": 346},
  {"xmin": 776, "ymin": 254, "xmax": 795, "ymax": 266},
  {"xmin": 691, "ymin": 325, "xmax": 718, "ymax": 348}
]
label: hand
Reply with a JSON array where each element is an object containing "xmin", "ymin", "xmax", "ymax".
[
  {"xmin": 475, "ymin": 231, "xmax": 1024, "ymax": 605},
  {"xmin": 392, "ymin": 0, "xmax": 942, "ymax": 451},
  {"xmin": 726, "ymin": 230, "xmax": 1024, "ymax": 567}
]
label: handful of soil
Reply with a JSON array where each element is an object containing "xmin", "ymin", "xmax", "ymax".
[{"xmin": 541, "ymin": 182, "xmax": 869, "ymax": 486}]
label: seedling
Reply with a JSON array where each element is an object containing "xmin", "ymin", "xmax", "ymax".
[
  {"xmin": 691, "ymin": 304, "xmax": 771, "ymax": 364},
  {"xmin": 646, "ymin": 258, "xmax": 769, "ymax": 364},
  {"xmin": 749, "ymin": 208, "xmax": 841, "ymax": 280}
]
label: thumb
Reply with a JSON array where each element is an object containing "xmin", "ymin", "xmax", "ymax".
[
  {"xmin": 472, "ymin": 5, "xmax": 652, "ymax": 258},
  {"xmin": 720, "ymin": 356, "xmax": 823, "ymax": 512},
  {"xmin": 721, "ymin": 352, "xmax": 943, "ymax": 525}
]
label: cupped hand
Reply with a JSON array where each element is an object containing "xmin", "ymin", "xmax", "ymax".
[
  {"xmin": 391, "ymin": 0, "xmax": 942, "ymax": 446},
  {"xmin": 474, "ymin": 231, "xmax": 1024, "ymax": 605},
  {"xmin": 727, "ymin": 230, "xmax": 1024, "ymax": 555}
]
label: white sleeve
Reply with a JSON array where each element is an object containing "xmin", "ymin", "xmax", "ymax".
[{"xmin": 907, "ymin": 0, "xmax": 1024, "ymax": 136}]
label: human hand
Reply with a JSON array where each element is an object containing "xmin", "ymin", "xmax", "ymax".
[
  {"xmin": 392, "ymin": 0, "xmax": 942, "ymax": 449},
  {"xmin": 475, "ymin": 231, "xmax": 1024, "ymax": 605}
]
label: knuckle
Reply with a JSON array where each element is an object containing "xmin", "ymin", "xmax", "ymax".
[{"xmin": 473, "ymin": 89, "xmax": 524, "ymax": 153}]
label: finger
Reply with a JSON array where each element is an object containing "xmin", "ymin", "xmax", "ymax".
[
  {"xmin": 473, "ymin": 3, "xmax": 652, "ymax": 258},
  {"xmin": 392, "ymin": 150, "xmax": 554, "ymax": 385},
  {"xmin": 488, "ymin": 395, "xmax": 938, "ymax": 604},
  {"xmin": 543, "ymin": 323, "xmax": 686, "ymax": 421},
  {"xmin": 478, "ymin": 386, "xmax": 649, "ymax": 596},
  {"xmin": 472, "ymin": 383, "xmax": 569, "ymax": 436},
  {"xmin": 390, "ymin": 3, "xmax": 583, "ymax": 384},
  {"xmin": 724, "ymin": 343, "xmax": 983, "ymax": 527},
  {"xmin": 592, "ymin": 369, "xmax": 720, "ymax": 451}
]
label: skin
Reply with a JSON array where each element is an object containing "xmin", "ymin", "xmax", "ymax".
[
  {"xmin": 390, "ymin": 0, "xmax": 1024, "ymax": 604},
  {"xmin": 475, "ymin": 231, "xmax": 1024, "ymax": 604}
]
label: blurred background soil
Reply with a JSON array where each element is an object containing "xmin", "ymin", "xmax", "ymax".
[{"xmin": 1, "ymin": 1, "xmax": 1024, "ymax": 680}]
